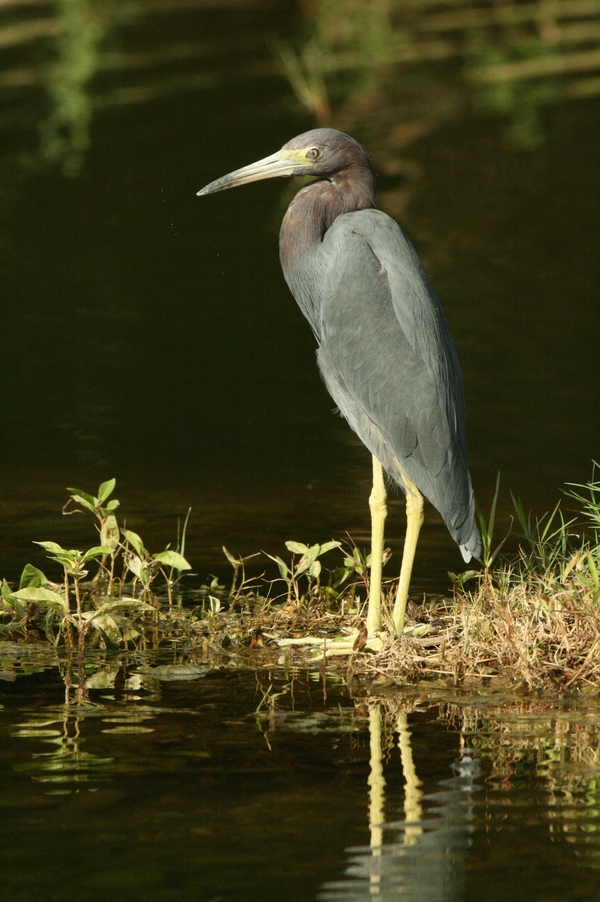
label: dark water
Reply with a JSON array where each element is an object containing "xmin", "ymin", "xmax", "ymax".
[
  {"xmin": 1, "ymin": 0, "xmax": 598, "ymax": 595},
  {"xmin": 1, "ymin": 3, "xmax": 600, "ymax": 898},
  {"xmin": 1, "ymin": 661, "xmax": 599, "ymax": 902}
]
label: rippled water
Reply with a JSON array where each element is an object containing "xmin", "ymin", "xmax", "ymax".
[
  {"xmin": 1, "ymin": 3, "xmax": 599, "ymax": 898},
  {"xmin": 1, "ymin": 660, "xmax": 599, "ymax": 901}
]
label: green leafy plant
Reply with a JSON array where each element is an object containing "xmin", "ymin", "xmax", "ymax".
[
  {"xmin": 6, "ymin": 467, "xmax": 600, "ymax": 689},
  {"xmin": 121, "ymin": 528, "xmax": 191, "ymax": 606},
  {"xmin": 1, "ymin": 480, "xmax": 191, "ymax": 651},
  {"xmin": 64, "ymin": 478, "xmax": 121, "ymax": 590},
  {"xmin": 1, "ymin": 541, "xmax": 153, "ymax": 650},
  {"xmin": 34, "ymin": 541, "xmax": 111, "ymax": 635},
  {"xmin": 332, "ymin": 538, "xmax": 392, "ymax": 594},
  {"xmin": 64, "ymin": 479, "xmax": 192, "ymax": 603},
  {"xmin": 264, "ymin": 540, "xmax": 341, "ymax": 603}
]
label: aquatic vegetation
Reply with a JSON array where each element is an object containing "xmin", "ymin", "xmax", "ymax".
[
  {"xmin": 2, "ymin": 470, "xmax": 600, "ymax": 690},
  {"xmin": 1, "ymin": 479, "xmax": 190, "ymax": 651},
  {"xmin": 264, "ymin": 540, "xmax": 342, "ymax": 604}
]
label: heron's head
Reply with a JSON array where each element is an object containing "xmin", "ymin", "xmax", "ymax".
[{"xmin": 197, "ymin": 128, "xmax": 373, "ymax": 197}]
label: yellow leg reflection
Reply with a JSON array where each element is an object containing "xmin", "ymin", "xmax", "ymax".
[
  {"xmin": 397, "ymin": 712, "xmax": 424, "ymax": 846},
  {"xmin": 368, "ymin": 703, "xmax": 385, "ymax": 895}
]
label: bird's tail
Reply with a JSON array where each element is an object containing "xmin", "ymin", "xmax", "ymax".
[{"xmin": 458, "ymin": 518, "xmax": 482, "ymax": 562}]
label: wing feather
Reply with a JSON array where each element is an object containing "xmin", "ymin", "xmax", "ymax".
[{"xmin": 315, "ymin": 208, "xmax": 480, "ymax": 556}]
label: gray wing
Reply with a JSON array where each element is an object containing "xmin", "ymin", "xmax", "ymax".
[{"xmin": 316, "ymin": 208, "xmax": 481, "ymax": 560}]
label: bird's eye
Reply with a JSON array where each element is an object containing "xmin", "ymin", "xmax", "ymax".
[{"xmin": 306, "ymin": 147, "xmax": 320, "ymax": 160}]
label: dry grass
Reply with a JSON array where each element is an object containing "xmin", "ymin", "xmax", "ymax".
[
  {"xmin": 241, "ymin": 470, "xmax": 600, "ymax": 691},
  {"xmin": 190, "ymin": 555, "xmax": 600, "ymax": 690},
  {"xmin": 351, "ymin": 567, "xmax": 599, "ymax": 690}
]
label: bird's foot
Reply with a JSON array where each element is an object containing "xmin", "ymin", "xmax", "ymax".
[{"xmin": 276, "ymin": 627, "xmax": 384, "ymax": 662}]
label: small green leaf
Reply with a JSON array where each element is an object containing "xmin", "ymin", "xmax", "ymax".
[
  {"xmin": 53, "ymin": 553, "xmax": 81, "ymax": 569},
  {"xmin": 34, "ymin": 541, "xmax": 66, "ymax": 555},
  {"xmin": 586, "ymin": 550, "xmax": 599, "ymax": 587},
  {"xmin": 101, "ymin": 514, "xmax": 120, "ymax": 552},
  {"xmin": 12, "ymin": 586, "xmax": 68, "ymax": 611},
  {"xmin": 84, "ymin": 612, "xmax": 122, "ymax": 643},
  {"xmin": 66, "ymin": 489, "xmax": 97, "ymax": 514},
  {"xmin": 105, "ymin": 499, "xmax": 120, "ymax": 512},
  {"xmin": 67, "ymin": 487, "xmax": 95, "ymax": 505},
  {"xmin": 97, "ymin": 478, "xmax": 116, "ymax": 504},
  {"xmin": 122, "ymin": 529, "xmax": 147, "ymax": 558},
  {"xmin": 263, "ymin": 552, "xmax": 291, "ymax": 579},
  {"xmin": 1, "ymin": 579, "xmax": 25, "ymax": 614},
  {"xmin": 286, "ymin": 541, "xmax": 309, "ymax": 555},
  {"xmin": 318, "ymin": 540, "xmax": 342, "ymax": 555},
  {"xmin": 82, "ymin": 546, "xmax": 112, "ymax": 564},
  {"xmin": 332, "ymin": 567, "xmax": 349, "ymax": 587},
  {"xmin": 208, "ymin": 596, "xmax": 221, "ymax": 615},
  {"xmin": 294, "ymin": 558, "xmax": 309, "ymax": 576},
  {"xmin": 309, "ymin": 560, "xmax": 321, "ymax": 578},
  {"xmin": 153, "ymin": 551, "xmax": 191, "ymax": 571},
  {"xmin": 126, "ymin": 555, "xmax": 144, "ymax": 579},
  {"xmin": 450, "ymin": 569, "xmax": 480, "ymax": 589},
  {"xmin": 19, "ymin": 564, "xmax": 47, "ymax": 590},
  {"xmin": 295, "ymin": 544, "xmax": 320, "ymax": 575},
  {"xmin": 34, "ymin": 542, "xmax": 81, "ymax": 569},
  {"xmin": 126, "ymin": 556, "xmax": 158, "ymax": 584},
  {"xmin": 274, "ymin": 556, "xmax": 290, "ymax": 579}
]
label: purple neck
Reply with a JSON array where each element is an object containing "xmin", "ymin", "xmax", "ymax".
[
  {"xmin": 280, "ymin": 164, "xmax": 376, "ymax": 265},
  {"xmin": 278, "ymin": 162, "xmax": 376, "ymax": 338}
]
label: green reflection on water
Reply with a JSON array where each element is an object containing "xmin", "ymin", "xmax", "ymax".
[
  {"xmin": 2, "ymin": 1, "xmax": 599, "ymax": 176},
  {"xmin": 0, "ymin": 667, "xmax": 600, "ymax": 899}
]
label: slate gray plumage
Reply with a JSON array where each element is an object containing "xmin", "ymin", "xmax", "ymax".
[{"xmin": 198, "ymin": 127, "xmax": 481, "ymax": 635}]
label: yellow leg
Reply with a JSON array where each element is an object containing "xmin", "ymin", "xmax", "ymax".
[
  {"xmin": 367, "ymin": 455, "xmax": 387, "ymax": 637},
  {"xmin": 392, "ymin": 470, "xmax": 424, "ymax": 637}
]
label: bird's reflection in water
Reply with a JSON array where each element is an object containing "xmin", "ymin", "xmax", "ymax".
[{"xmin": 319, "ymin": 704, "xmax": 479, "ymax": 901}]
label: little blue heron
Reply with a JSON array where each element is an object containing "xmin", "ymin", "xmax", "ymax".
[{"xmin": 198, "ymin": 128, "xmax": 481, "ymax": 637}]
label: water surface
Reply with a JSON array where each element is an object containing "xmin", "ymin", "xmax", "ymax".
[
  {"xmin": 1, "ymin": 0, "xmax": 598, "ymax": 594},
  {"xmin": 1, "ymin": 5, "xmax": 599, "ymax": 896},
  {"xmin": 1, "ymin": 661, "xmax": 599, "ymax": 901}
]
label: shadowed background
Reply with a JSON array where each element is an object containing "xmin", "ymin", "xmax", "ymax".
[{"xmin": 0, "ymin": 0, "xmax": 598, "ymax": 592}]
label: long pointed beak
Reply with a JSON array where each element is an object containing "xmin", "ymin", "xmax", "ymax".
[{"xmin": 197, "ymin": 150, "xmax": 297, "ymax": 196}]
